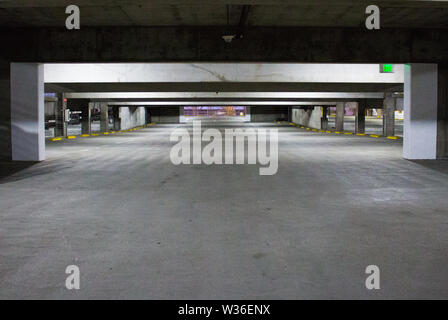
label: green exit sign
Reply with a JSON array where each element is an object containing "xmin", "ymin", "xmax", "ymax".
[{"xmin": 380, "ymin": 64, "xmax": 393, "ymax": 73}]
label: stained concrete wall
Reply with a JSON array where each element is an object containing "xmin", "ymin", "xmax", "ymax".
[
  {"xmin": 119, "ymin": 106, "xmax": 146, "ymax": 130},
  {"xmin": 250, "ymin": 106, "xmax": 288, "ymax": 122},
  {"xmin": 292, "ymin": 107, "xmax": 323, "ymax": 129},
  {"xmin": 147, "ymin": 107, "xmax": 180, "ymax": 123}
]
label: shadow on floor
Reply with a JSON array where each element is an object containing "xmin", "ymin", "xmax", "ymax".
[
  {"xmin": 410, "ymin": 159, "xmax": 448, "ymax": 175},
  {"xmin": 0, "ymin": 161, "xmax": 39, "ymax": 183}
]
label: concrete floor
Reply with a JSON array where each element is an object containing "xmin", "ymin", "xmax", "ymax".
[{"xmin": 0, "ymin": 123, "xmax": 447, "ymax": 299}]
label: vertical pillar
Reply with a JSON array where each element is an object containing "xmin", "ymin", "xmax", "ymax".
[
  {"xmin": 403, "ymin": 64, "xmax": 438, "ymax": 160},
  {"xmin": 100, "ymin": 102, "xmax": 109, "ymax": 132},
  {"xmin": 112, "ymin": 107, "xmax": 120, "ymax": 131},
  {"xmin": 81, "ymin": 103, "xmax": 91, "ymax": 134},
  {"xmin": 11, "ymin": 63, "xmax": 45, "ymax": 161},
  {"xmin": 355, "ymin": 100, "xmax": 366, "ymax": 134},
  {"xmin": 321, "ymin": 106, "xmax": 328, "ymax": 130},
  {"xmin": 54, "ymin": 93, "xmax": 67, "ymax": 137},
  {"xmin": 0, "ymin": 62, "xmax": 11, "ymax": 160},
  {"xmin": 437, "ymin": 64, "xmax": 448, "ymax": 158},
  {"xmin": 383, "ymin": 93, "xmax": 396, "ymax": 137},
  {"xmin": 335, "ymin": 102, "xmax": 345, "ymax": 132}
]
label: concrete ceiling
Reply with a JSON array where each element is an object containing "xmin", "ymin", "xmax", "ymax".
[{"xmin": 1, "ymin": 0, "xmax": 447, "ymax": 28}]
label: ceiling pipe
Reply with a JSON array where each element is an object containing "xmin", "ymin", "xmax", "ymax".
[{"xmin": 235, "ymin": 5, "xmax": 251, "ymax": 39}]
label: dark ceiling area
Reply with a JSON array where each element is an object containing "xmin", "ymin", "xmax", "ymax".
[{"xmin": 0, "ymin": 0, "xmax": 447, "ymax": 28}]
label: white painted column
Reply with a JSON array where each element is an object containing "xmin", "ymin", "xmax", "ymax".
[
  {"xmin": 11, "ymin": 63, "xmax": 45, "ymax": 161},
  {"xmin": 403, "ymin": 64, "xmax": 438, "ymax": 160}
]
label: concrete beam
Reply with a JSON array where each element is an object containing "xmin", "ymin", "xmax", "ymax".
[
  {"xmin": 64, "ymin": 92, "xmax": 386, "ymax": 100},
  {"xmin": 106, "ymin": 101, "xmax": 342, "ymax": 106},
  {"xmin": 45, "ymin": 64, "xmax": 404, "ymax": 84},
  {"xmin": 45, "ymin": 82, "xmax": 404, "ymax": 93}
]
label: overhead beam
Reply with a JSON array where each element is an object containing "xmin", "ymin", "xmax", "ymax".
[
  {"xmin": 44, "ymin": 82, "xmax": 404, "ymax": 93},
  {"xmin": 107, "ymin": 101, "xmax": 344, "ymax": 106},
  {"xmin": 44, "ymin": 63, "xmax": 404, "ymax": 83},
  {"xmin": 64, "ymin": 92, "xmax": 385, "ymax": 100}
]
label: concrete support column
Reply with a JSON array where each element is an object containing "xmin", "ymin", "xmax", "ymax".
[
  {"xmin": 54, "ymin": 93, "xmax": 67, "ymax": 137},
  {"xmin": 355, "ymin": 100, "xmax": 366, "ymax": 134},
  {"xmin": 335, "ymin": 102, "xmax": 345, "ymax": 132},
  {"xmin": 81, "ymin": 104, "xmax": 91, "ymax": 134},
  {"xmin": 404, "ymin": 64, "xmax": 438, "ymax": 160},
  {"xmin": 112, "ymin": 107, "xmax": 120, "ymax": 131},
  {"xmin": 321, "ymin": 106, "xmax": 328, "ymax": 130},
  {"xmin": 383, "ymin": 93, "xmax": 396, "ymax": 137},
  {"xmin": 0, "ymin": 62, "xmax": 11, "ymax": 160},
  {"xmin": 11, "ymin": 63, "xmax": 45, "ymax": 161},
  {"xmin": 437, "ymin": 64, "xmax": 448, "ymax": 158},
  {"xmin": 100, "ymin": 103, "xmax": 109, "ymax": 132}
]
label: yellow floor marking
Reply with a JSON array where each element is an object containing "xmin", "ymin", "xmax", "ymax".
[
  {"xmin": 81, "ymin": 134, "xmax": 90, "ymax": 137},
  {"xmin": 387, "ymin": 136, "xmax": 400, "ymax": 140},
  {"xmin": 344, "ymin": 132, "xmax": 353, "ymax": 135},
  {"xmin": 370, "ymin": 134, "xmax": 381, "ymax": 138},
  {"xmin": 356, "ymin": 133, "xmax": 366, "ymax": 136},
  {"xmin": 51, "ymin": 137, "xmax": 62, "ymax": 141},
  {"xmin": 67, "ymin": 136, "xmax": 76, "ymax": 139}
]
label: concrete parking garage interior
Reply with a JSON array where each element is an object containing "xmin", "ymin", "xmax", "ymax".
[{"xmin": 0, "ymin": 1, "xmax": 448, "ymax": 300}]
